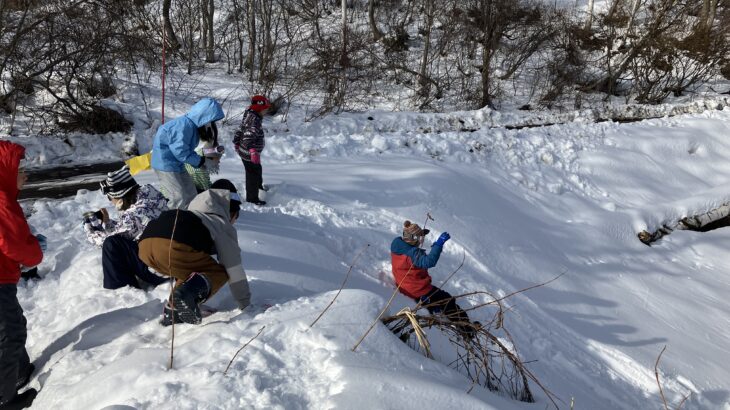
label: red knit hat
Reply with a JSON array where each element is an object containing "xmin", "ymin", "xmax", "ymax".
[{"xmin": 250, "ymin": 95, "xmax": 270, "ymax": 112}]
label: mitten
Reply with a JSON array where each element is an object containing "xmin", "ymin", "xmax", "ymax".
[
  {"xmin": 249, "ymin": 148, "xmax": 260, "ymax": 165},
  {"xmin": 433, "ymin": 232, "xmax": 450, "ymax": 247}
]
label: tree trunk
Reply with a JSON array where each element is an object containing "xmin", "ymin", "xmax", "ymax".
[
  {"xmin": 584, "ymin": 0, "xmax": 595, "ymax": 30},
  {"xmin": 205, "ymin": 0, "xmax": 215, "ymax": 62},
  {"xmin": 707, "ymin": 0, "xmax": 717, "ymax": 28},
  {"xmin": 367, "ymin": 0, "xmax": 383, "ymax": 42},
  {"xmin": 700, "ymin": 0, "xmax": 710, "ymax": 29},
  {"xmin": 246, "ymin": 0, "xmax": 256, "ymax": 82},
  {"xmin": 337, "ymin": 0, "xmax": 348, "ymax": 109},
  {"xmin": 626, "ymin": 0, "xmax": 641, "ymax": 33},
  {"xmin": 418, "ymin": 0, "xmax": 434, "ymax": 98},
  {"xmin": 162, "ymin": 0, "xmax": 180, "ymax": 50},
  {"xmin": 258, "ymin": 0, "xmax": 273, "ymax": 82},
  {"xmin": 232, "ymin": 0, "xmax": 245, "ymax": 73}
]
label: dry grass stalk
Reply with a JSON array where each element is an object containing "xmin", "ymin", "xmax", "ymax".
[
  {"xmin": 654, "ymin": 346, "xmax": 691, "ymax": 410},
  {"xmin": 310, "ymin": 244, "xmax": 370, "ymax": 328},
  {"xmin": 224, "ymin": 326, "xmax": 266, "ymax": 375}
]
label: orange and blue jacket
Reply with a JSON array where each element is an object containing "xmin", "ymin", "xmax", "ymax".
[{"xmin": 390, "ymin": 237, "xmax": 443, "ymax": 299}]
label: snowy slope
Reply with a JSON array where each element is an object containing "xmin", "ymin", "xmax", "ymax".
[{"xmin": 18, "ymin": 99, "xmax": 730, "ymax": 409}]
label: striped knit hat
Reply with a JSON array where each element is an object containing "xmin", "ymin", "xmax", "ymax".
[
  {"xmin": 100, "ymin": 165, "xmax": 139, "ymax": 198},
  {"xmin": 402, "ymin": 220, "xmax": 430, "ymax": 245}
]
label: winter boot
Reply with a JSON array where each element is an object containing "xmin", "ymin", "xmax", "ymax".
[
  {"xmin": 15, "ymin": 364, "xmax": 34, "ymax": 391},
  {"xmin": 159, "ymin": 302, "xmax": 184, "ymax": 327},
  {"xmin": 169, "ymin": 273, "xmax": 211, "ymax": 325},
  {"xmin": 0, "ymin": 389, "xmax": 37, "ymax": 410},
  {"xmin": 20, "ymin": 268, "xmax": 41, "ymax": 281}
]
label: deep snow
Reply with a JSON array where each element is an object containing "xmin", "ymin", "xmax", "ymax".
[{"xmin": 11, "ymin": 87, "xmax": 730, "ymax": 409}]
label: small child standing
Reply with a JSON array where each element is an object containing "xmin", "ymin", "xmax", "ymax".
[{"xmin": 233, "ymin": 95, "xmax": 270, "ymax": 206}]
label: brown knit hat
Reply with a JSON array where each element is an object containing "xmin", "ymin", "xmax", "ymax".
[{"xmin": 402, "ymin": 220, "xmax": 430, "ymax": 245}]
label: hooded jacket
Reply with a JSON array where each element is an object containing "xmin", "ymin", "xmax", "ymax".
[
  {"xmin": 141, "ymin": 189, "xmax": 251, "ymax": 309},
  {"xmin": 151, "ymin": 98, "xmax": 225, "ymax": 172},
  {"xmin": 0, "ymin": 141, "xmax": 43, "ymax": 284},
  {"xmin": 187, "ymin": 189, "xmax": 250, "ymax": 309},
  {"xmin": 390, "ymin": 237, "xmax": 443, "ymax": 299}
]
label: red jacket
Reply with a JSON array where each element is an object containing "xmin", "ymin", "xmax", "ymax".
[
  {"xmin": 390, "ymin": 237, "xmax": 443, "ymax": 299},
  {"xmin": 0, "ymin": 141, "xmax": 42, "ymax": 284}
]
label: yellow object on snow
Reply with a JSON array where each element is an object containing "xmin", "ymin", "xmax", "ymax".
[{"xmin": 125, "ymin": 152, "xmax": 152, "ymax": 175}]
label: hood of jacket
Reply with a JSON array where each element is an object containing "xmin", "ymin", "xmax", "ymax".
[
  {"xmin": 186, "ymin": 98, "xmax": 225, "ymax": 128},
  {"xmin": 188, "ymin": 188, "xmax": 231, "ymax": 220},
  {"xmin": 0, "ymin": 141, "xmax": 24, "ymax": 198}
]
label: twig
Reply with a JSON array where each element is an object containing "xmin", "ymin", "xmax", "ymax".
[
  {"xmin": 168, "ymin": 209, "xmax": 180, "ymax": 370},
  {"xmin": 224, "ymin": 326, "xmax": 266, "ymax": 375},
  {"xmin": 655, "ymin": 345, "xmax": 670, "ymax": 410},
  {"xmin": 438, "ymin": 249, "xmax": 466, "ymax": 289},
  {"xmin": 310, "ymin": 244, "xmax": 370, "ymax": 328},
  {"xmin": 463, "ymin": 271, "xmax": 567, "ymax": 312}
]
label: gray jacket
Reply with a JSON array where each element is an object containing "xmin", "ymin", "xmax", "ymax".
[{"xmin": 188, "ymin": 189, "xmax": 251, "ymax": 309}]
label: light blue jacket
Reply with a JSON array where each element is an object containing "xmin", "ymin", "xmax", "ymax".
[{"xmin": 151, "ymin": 98, "xmax": 225, "ymax": 172}]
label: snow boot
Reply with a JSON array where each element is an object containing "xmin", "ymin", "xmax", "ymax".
[
  {"xmin": 169, "ymin": 273, "xmax": 211, "ymax": 325},
  {"xmin": 159, "ymin": 302, "xmax": 184, "ymax": 327},
  {"xmin": 20, "ymin": 268, "xmax": 40, "ymax": 281},
  {"xmin": 15, "ymin": 364, "xmax": 34, "ymax": 391},
  {"xmin": 0, "ymin": 389, "xmax": 37, "ymax": 410}
]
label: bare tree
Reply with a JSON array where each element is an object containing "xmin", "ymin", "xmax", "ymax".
[
  {"xmin": 246, "ymin": 0, "xmax": 257, "ymax": 81},
  {"xmin": 202, "ymin": 0, "xmax": 215, "ymax": 62},
  {"xmin": 163, "ymin": 0, "xmax": 181, "ymax": 50},
  {"xmin": 368, "ymin": 0, "xmax": 383, "ymax": 42}
]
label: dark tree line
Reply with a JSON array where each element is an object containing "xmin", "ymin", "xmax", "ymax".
[{"xmin": 1, "ymin": 0, "xmax": 728, "ymax": 133}]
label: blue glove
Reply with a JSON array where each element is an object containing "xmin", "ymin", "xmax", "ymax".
[
  {"xmin": 433, "ymin": 232, "xmax": 450, "ymax": 247},
  {"xmin": 36, "ymin": 234, "xmax": 47, "ymax": 252}
]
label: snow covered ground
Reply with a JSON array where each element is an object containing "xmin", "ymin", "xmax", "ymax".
[{"xmin": 14, "ymin": 88, "xmax": 730, "ymax": 409}]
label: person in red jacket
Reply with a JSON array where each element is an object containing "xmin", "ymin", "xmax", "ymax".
[
  {"xmin": 390, "ymin": 220, "xmax": 472, "ymax": 335},
  {"xmin": 0, "ymin": 141, "xmax": 42, "ymax": 409}
]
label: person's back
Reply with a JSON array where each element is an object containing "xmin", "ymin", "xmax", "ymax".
[
  {"xmin": 151, "ymin": 97, "xmax": 225, "ymax": 209},
  {"xmin": 390, "ymin": 236, "xmax": 438, "ymax": 299},
  {"xmin": 138, "ymin": 182, "xmax": 250, "ymax": 325},
  {"xmin": 151, "ymin": 98, "xmax": 224, "ymax": 173}
]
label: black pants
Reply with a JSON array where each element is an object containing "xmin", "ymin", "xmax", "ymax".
[
  {"xmin": 242, "ymin": 160, "xmax": 263, "ymax": 202},
  {"xmin": 415, "ymin": 287, "xmax": 471, "ymax": 325},
  {"xmin": 102, "ymin": 234, "xmax": 167, "ymax": 289},
  {"xmin": 0, "ymin": 284, "xmax": 31, "ymax": 404}
]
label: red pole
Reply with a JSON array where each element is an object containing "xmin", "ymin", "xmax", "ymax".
[{"xmin": 161, "ymin": 18, "xmax": 166, "ymax": 124}]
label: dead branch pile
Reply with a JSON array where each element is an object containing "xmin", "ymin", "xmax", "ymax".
[{"xmin": 382, "ymin": 279, "xmax": 563, "ymax": 407}]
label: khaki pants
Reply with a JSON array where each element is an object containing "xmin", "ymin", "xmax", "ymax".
[{"xmin": 138, "ymin": 237, "xmax": 228, "ymax": 297}]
